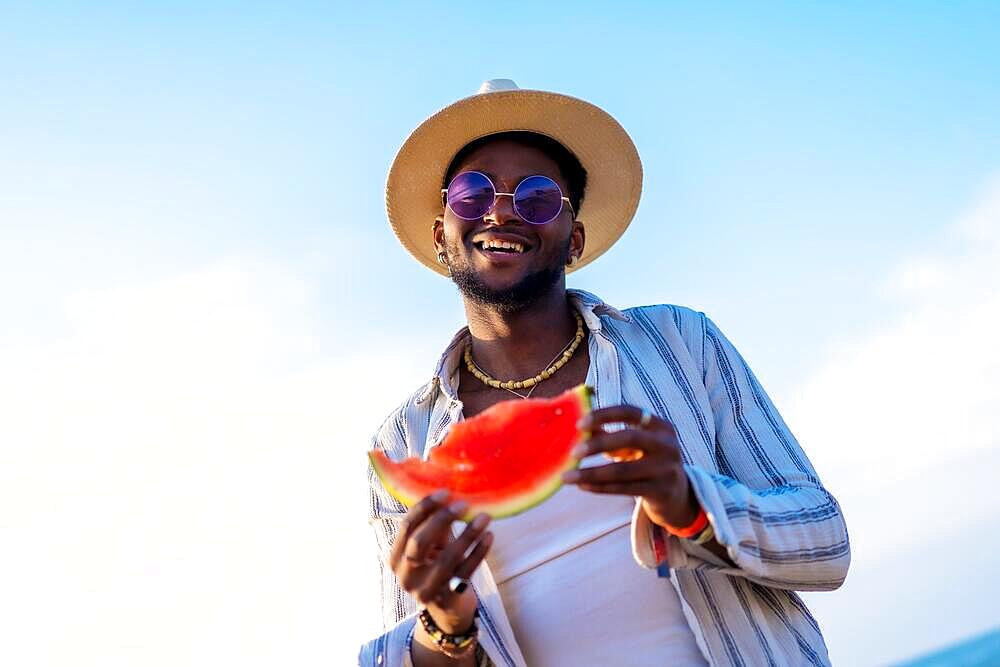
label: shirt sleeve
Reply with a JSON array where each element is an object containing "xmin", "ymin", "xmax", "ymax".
[
  {"xmin": 633, "ymin": 313, "xmax": 851, "ymax": 592},
  {"xmin": 357, "ymin": 440, "xmax": 420, "ymax": 667}
]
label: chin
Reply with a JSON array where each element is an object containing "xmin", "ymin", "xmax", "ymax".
[{"xmin": 450, "ymin": 261, "xmax": 565, "ymax": 314}]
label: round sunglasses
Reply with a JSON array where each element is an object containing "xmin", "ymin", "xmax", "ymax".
[{"xmin": 442, "ymin": 171, "xmax": 574, "ymax": 225}]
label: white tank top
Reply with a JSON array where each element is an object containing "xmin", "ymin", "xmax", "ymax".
[{"xmin": 485, "ymin": 457, "xmax": 708, "ymax": 666}]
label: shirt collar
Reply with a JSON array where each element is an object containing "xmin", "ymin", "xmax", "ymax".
[{"xmin": 414, "ymin": 289, "xmax": 629, "ymax": 405}]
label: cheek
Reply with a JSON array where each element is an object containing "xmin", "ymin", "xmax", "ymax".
[
  {"xmin": 538, "ymin": 224, "xmax": 574, "ymax": 253},
  {"xmin": 439, "ymin": 218, "xmax": 466, "ymax": 248}
]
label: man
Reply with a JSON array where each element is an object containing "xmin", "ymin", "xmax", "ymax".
[{"xmin": 359, "ymin": 80, "xmax": 849, "ymax": 667}]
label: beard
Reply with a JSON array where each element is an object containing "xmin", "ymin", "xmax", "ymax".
[{"xmin": 445, "ymin": 234, "xmax": 572, "ymax": 314}]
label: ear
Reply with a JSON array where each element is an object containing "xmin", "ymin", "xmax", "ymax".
[
  {"xmin": 432, "ymin": 216, "xmax": 445, "ymax": 255},
  {"xmin": 567, "ymin": 219, "xmax": 586, "ymax": 264}
]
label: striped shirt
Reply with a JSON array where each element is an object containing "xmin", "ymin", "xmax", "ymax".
[{"xmin": 358, "ymin": 289, "xmax": 850, "ymax": 667}]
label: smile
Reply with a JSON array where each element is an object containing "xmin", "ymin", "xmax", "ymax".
[
  {"xmin": 475, "ymin": 238, "xmax": 527, "ymax": 254},
  {"xmin": 471, "ymin": 232, "xmax": 535, "ymax": 260}
]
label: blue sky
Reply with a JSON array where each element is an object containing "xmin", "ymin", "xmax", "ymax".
[{"xmin": 1, "ymin": 3, "xmax": 998, "ymax": 665}]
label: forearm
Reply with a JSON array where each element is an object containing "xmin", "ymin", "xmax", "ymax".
[
  {"xmin": 685, "ymin": 465, "xmax": 850, "ymax": 590},
  {"xmin": 695, "ymin": 314, "xmax": 851, "ymax": 589}
]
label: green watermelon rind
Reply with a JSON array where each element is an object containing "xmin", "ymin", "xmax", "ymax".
[{"xmin": 369, "ymin": 385, "xmax": 593, "ymax": 522}]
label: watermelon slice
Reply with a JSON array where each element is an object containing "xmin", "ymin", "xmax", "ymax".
[{"xmin": 369, "ymin": 385, "xmax": 593, "ymax": 520}]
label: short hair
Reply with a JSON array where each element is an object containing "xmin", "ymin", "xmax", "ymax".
[{"xmin": 442, "ymin": 131, "xmax": 588, "ymax": 214}]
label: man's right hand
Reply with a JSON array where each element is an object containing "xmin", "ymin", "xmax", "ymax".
[{"xmin": 388, "ymin": 490, "xmax": 493, "ymax": 634}]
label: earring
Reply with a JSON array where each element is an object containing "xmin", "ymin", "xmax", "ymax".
[
  {"xmin": 437, "ymin": 252, "xmax": 451, "ymax": 274},
  {"xmin": 567, "ymin": 254, "xmax": 579, "ymax": 267}
]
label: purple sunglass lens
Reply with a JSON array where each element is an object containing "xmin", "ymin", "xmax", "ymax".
[
  {"xmin": 514, "ymin": 175, "xmax": 564, "ymax": 224},
  {"xmin": 446, "ymin": 171, "xmax": 495, "ymax": 220}
]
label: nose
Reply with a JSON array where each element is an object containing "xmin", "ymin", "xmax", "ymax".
[{"xmin": 483, "ymin": 190, "xmax": 519, "ymax": 226}]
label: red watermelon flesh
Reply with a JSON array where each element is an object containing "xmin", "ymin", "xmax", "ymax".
[{"xmin": 368, "ymin": 385, "xmax": 593, "ymax": 520}]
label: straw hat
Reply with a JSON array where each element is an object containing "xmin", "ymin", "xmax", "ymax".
[{"xmin": 385, "ymin": 79, "xmax": 643, "ymax": 276}]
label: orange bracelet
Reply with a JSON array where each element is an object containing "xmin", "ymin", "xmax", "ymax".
[{"xmin": 662, "ymin": 506, "xmax": 709, "ymax": 539}]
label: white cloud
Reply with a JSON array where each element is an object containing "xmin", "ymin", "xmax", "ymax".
[
  {"xmin": 0, "ymin": 259, "xmax": 430, "ymax": 666},
  {"xmin": 788, "ymin": 176, "xmax": 1000, "ymax": 502},
  {"xmin": 787, "ymin": 176, "xmax": 1000, "ymax": 665}
]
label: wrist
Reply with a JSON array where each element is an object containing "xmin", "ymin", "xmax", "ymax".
[
  {"xmin": 426, "ymin": 598, "xmax": 477, "ymax": 635},
  {"xmin": 660, "ymin": 487, "xmax": 707, "ymax": 538},
  {"xmin": 416, "ymin": 607, "xmax": 479, "ymax": 661},
  {"xmin": 652, "ymin": 483, "xmax": 700, "ymax": 529},
  {"xmin": 412, "ymin": 623, "xmax": 476, "ymax": 666}
]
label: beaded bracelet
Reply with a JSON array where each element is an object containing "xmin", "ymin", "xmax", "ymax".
[{"xmin": 418, "ymin": 608, "xmax": 478, "ymax": 658}]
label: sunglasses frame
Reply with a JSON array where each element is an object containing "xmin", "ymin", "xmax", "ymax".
[{"xmin": 441, "ymin": 170, "xmax": 575, "ymax": 225}]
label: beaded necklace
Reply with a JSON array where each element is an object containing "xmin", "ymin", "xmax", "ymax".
[{"xmin": 463, "ymin": 310, "xmax": 585, "ymax": 399}]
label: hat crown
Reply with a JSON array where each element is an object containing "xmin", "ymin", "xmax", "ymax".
[{"xmin": 476, "ymin": 78, "xmax": 519, "ymax": 94}]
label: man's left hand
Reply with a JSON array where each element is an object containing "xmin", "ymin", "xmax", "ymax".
[{"xmin": 562, "ymin": 405, "xmax": 700, "ymax": 530}]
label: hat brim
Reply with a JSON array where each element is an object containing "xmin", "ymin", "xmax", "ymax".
[{"xmin": 386, "ymin": 89, "xmax": 643, "ymax": 276}]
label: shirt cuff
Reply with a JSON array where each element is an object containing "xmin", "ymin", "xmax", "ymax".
[
  {"xmin": 630, "ymin": 468, "xmax": 732, "ymax": 572},
  {"xmin": 630, "ymin": 497, "xmax": 693, "ymax": 570}
]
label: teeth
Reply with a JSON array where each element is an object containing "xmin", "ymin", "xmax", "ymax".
[{"xmin": 480, "ymin": 239, "xmax": 525, "ymax": 253}]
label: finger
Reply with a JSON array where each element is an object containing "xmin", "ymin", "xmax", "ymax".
[
  {"xmin": 563, "ymin": 459, "xmax": 663, "ymax": 485},
  {"xmin": 397, "ymin": 500, "xmax": 467, "ymax": 592},
  {"xmin": 427, "ymin": 530, "xmax": 494, "ymax": 605},
  {"xmin": 433, "ymin": 530, "xmax": 494, "ymax": 604},
  {"xmin": 403, "ymin": 498, "xmax": 468, "ymax": 565},
  {"xmin": 388, "ymin": 489, "xmax": 450, "ymax": 569},
  {"xmin": 579, "ymin": 405, "xmax": 675, "ymax": 435},
  {"xmin": 574, "ymin": 430, "xmax": 680, "ymax": 461},
  {"xmin": 576, "ymin": 480, "xmax": 663, "ymax": 497},
  {"xmin": 421, "ymin": 513, "xmax": 491, "ymax": 601},
  {"xmin": 453, "ymin": 530, "xmax": 493, "ymax": 579},
  {"xmin": 441, "ymin": 513, "xmax": 491, "ymax": 570}
]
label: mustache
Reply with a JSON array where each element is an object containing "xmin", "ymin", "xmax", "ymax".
[{"xmin": 442, "ymin": 234, "xmax": 572, "ymax": 314}]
